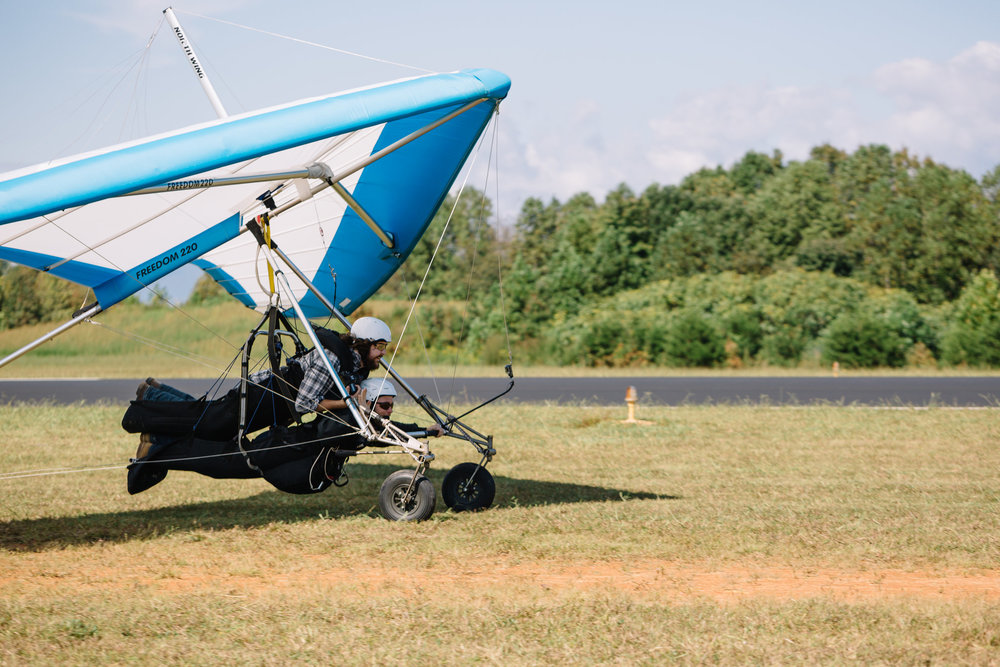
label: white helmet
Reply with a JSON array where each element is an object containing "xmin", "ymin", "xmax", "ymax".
[
  {"xmin": 360, "ymin": 378, "xmax": 396, "ymax": 399},
  {"xmin": 350, "ymin": 316, "xmax": 391, "ymax": 343}
]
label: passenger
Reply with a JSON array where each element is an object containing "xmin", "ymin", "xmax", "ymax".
[{"xmin": 359, "ymin": 378, "xmax": 443, "ymax": 437}]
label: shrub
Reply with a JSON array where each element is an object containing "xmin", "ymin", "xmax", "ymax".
[
  {"xmin": 0, "ymin": 265, "xmax": 91, "ymax": 329},
  {"xmin": 186, "ymin": 273, "xmax": 229, "ymax": 305},
  {"xmin": 820, "ymin": 312, "xmax": 908, "ymax": 368},
  {"xmin": 663, "ymin": 310, "xmax": 725, "ymax": 367},
  {"xmin": 722, "ymin": 307, "xmax": 764, "ymax": 360},
  {"xmin": 940, "ymin": 270, "xmax": 1000, "ymax": 366},
  {"xmin": 759, "ymin": 326, "xmax": 809, "ymax": 366}
]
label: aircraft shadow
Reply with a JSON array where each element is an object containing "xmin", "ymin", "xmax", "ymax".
[{"xmin": 1, "ymin": 462, "xmax": 674, "ymax": 552}]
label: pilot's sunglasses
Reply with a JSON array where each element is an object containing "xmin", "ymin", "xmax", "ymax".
[{"xmin": 373, "ymin": 341, "xmax": 388, "ymax": 350}]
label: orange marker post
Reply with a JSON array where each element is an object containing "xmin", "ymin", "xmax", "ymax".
[{"xmin": 622, "ymin": 385, "xmax": 652, "ymax": 425}]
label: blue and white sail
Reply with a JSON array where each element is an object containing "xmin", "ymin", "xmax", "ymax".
[{"xmin": 0, "ymin": 68, "xmax": 510, "ymax": 316}]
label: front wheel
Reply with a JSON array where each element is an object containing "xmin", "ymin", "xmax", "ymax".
[
  {"xmin": 442, "ymin": 462, "xmax": 496, "ymax": 512},
  {"xmin": 378, "ymin": 470, "xmax": 436, "ymax": 521}
]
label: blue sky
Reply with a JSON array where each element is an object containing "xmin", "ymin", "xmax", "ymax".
[{"xmin": 2, "ymin": 0, "xmax": 999, "ymax": 297}]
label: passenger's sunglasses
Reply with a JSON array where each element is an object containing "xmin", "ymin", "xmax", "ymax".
[{"xmin": 375, "ymin": 401, "xmax": 394, "ymax": 410}]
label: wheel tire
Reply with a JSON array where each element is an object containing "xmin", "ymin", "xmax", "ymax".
[
  {"xmin": 378, "ymin": 470, "xmax": 436, "ymax": 521},
  {"xmin": 441, "ymin": 462, "xmax": 496, "ymax": 512}
]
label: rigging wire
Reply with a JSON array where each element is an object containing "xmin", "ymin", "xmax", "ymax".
[
  {"xmin": 56, "ymin": 52, "xmax": 151, "ymax": 159},
  {"xmin": 88, "ymin": 317, "xmax": 280, "ymax": 405},
  {"xmin": 13, "ymin": 11, "xmax": 506, "ymax": 384},
  {"xmin": 490, "ymin": 115, "xmax": 516, "ymax": 369},
  {"xmin": 398, "ymin": 272, "xmax": 443, "ymax": 405},
  {"xmin": 0, "ymin": 186, "xmax": 501, "ymax": 486},
  {"xmin": 180, "ymin": 25, "xmax": 248, "ymax": 115},
  {"xmin": 0, "ymin": 433, "xmax": 414, "ymax": 483},
  {"xmin": 447, "ymin": 118, "xmax": 500, "ymax": 396},
  {"xmin": 87, "ymin": 320, "xmax": 229, "ymax": 372},
  {"xmin": 378, "ymin": 117, "xmax": 489, "ymax": 388},
  {"xmin": 39, "ymin": 200, "xmax": 246, "ymax": 357},
  {"xmin": 53, "ymin": 17, "xmax": 359, "ymax": 358},
  {"xmin": 415, "ymin": 109, "xmax": 512, "ymax": 412},
  {"xmin": 27, "ymin": 22, "xmax": 257, "ymax": 358},
  {"xmin": 0, "ymin": 465, "xmax": 128, "ymax": 481},
  {"xmin": 374, "ymin": 107, "xmax": 511, "ymax": 417},
  {"xmin": 49, "ymin": 14, "xmax": 165, "ymax": 161},
  {"xmin": 177, "ymin": 10, "xmax": 434, "ymax": 74},
  {"xmin": 120, "ymin": 35, "xmax": 151, "ymax": 144},
  {"xmin": 0, "ymin": 325, "xmax": 382, "ymax": 484},
  {"xmin": 0, "ymin": 351, "xmax": 430, "ymax": 484},
  {"xmin": 0, "ymin": 427, "xmax": 361, "ymax": 482}
]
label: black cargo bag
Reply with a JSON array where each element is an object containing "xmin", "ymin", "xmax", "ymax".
[
  {"xmin": 122, "ymin": 379, "xmax": 298, "ymax": 441},
  {"xmin": 122, "ymin": 393, "xmax": 239, "ymax": 440},
  {"xmin": 245, "ymin": 423, "xmax": 334, "ymax": 494}
]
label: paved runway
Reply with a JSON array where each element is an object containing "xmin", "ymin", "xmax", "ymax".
[{"xmin": 1, "ymin": 376, "xmax": 998, "ymax": 407}]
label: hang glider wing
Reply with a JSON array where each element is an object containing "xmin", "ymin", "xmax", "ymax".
[{"xmin": 0, "ymin": 68, "xmax": 510, "ymax": 317}]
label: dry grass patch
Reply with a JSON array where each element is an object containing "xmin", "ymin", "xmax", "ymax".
[{"xmin": 2, "ymin": 403, "xmax": 1000, "ymax": 663}]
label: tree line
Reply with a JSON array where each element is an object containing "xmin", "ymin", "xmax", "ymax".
[
  {"xmin": 3, "ymin": 142, "xmax": 999, "ymax": 368},
  {"xmin": 380, "ymin": 143, "xmax": 1000, "ymax": 368}
]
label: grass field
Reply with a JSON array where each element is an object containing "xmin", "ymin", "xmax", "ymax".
[
  {"xmin": 4, "ymin": 300, "xmax": 1000, "ymax": 379},
  {"xmin": 2, "ymin": 402, "xmax": 999, "ymax": 664}
]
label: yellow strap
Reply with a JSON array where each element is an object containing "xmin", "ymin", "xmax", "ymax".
[{"xmin": 260, "ymin": 214, "xmax": 276, "ymax": 294}]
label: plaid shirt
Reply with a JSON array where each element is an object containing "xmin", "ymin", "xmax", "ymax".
[{"xmin": 292, "ymin": 346, "xmax": 364, "ymax": 414}]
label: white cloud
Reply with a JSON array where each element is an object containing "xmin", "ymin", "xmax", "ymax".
[
  {"xmin": 488, "ymin": 98, "xmax": 636, "ymax": 215},
  {"xmin": 458, "ymin": 41, "xmax": 1000, "ymax": 219},
  {"xmin": 647, "ymin": 149, "xmax": 708, "ymax": 180},
  {"xmin": 646, "ymin": 84, "xmax": 861, "ymax": 180},
  {"xmin": 874, "ymin": 41, "xmax": 1000, "ymax": 171},
  {"xmin": 638, "ymin": 41, "xmax": 1000, "ymax": 184}
]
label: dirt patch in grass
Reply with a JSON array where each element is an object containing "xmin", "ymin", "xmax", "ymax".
[{"xmin": 3, "ymin": 557, "xmax": 997, "ymax": 603}]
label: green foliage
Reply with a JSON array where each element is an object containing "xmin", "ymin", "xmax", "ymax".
[
  {"xmin": 752, "ymin": 269, "xmax": 867, "ymax": 365},
  {"xmin": 759, "ymin": 325, "xmax": 810, "ymax": 367},
  {"xmin": 379, "ymin": 188, "xmax": 499, "ymax": 301},
  {"xmin": 982, "ymin": 163, "xmax": 1000, "ymax": 203},
  {"xmin": 5, "ymin": 144, "xmax": 1000, "ymax": 369},
  {"xmin": 747, "ymin": 159, "xmax": 842, "ymax": 268},
  {"xmin": 186, "ymin": 273, "xmax": 229, "ymax": 305},
  {"xmin": 542, "ymin": 270, "xmax": 944, "ymax": 368},
  {"xmin": 0, "ymin": 264, "xmax": 92, "ymax": 330},
  {"xmin": 729, "ymin": 149, "xmax": 782, "ymax": 195},
  {"xmin": 940, "ymin": 270, "xmax": 1000, "ymax": 367},
  {"xmin": 865, "ymin": 288, "xmax": 939, "ymax": 356},
  {"xmin": 459, "ymin": 143, "xmax": 1000, "ymax": 368},
  {"xmin": 651, "ymin": 211, "xmax": 719, "ymax": 278},
  {"xmin": 663, "ymin": 310, "xmax": 725, "ymax": 367},
  {"xmin": 820, "ymin": 312, "xmax": 908, "ymax": 368},
  {"xmin": 485, "ymin": 144, "xmax": 996, "ymax": 348},
  {"xmin": 722, "ymin": 306, "xmax": 764, "ymax": 361}
]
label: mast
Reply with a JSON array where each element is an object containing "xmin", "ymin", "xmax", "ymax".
[{"xmin": 163, "ymin": 7, "xmax": 229, "ymax": 119}]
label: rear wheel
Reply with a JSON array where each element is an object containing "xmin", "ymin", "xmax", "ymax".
[
  {"xmin": 442, "ymin": 462, "xmax": 495, "ymax": 512},
  {"xmin": 378, "ymin": 470, "xmax": 436, "ymax": 521}
]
